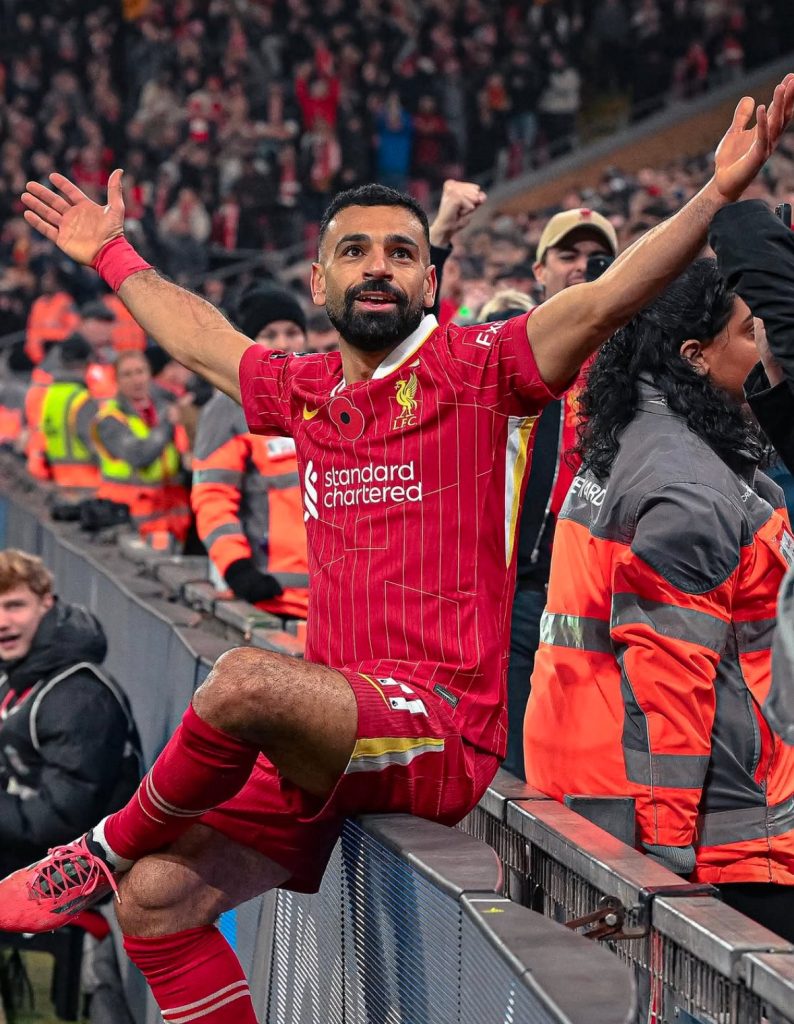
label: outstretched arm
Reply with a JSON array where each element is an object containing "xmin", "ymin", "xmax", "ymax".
[
  {"xmin": 21, "ymin": 170, "xmax": 250, "ymax": 404},
  {"xmin": 528, "ymin": 76, "xmax": 794, "ymax": 392}
]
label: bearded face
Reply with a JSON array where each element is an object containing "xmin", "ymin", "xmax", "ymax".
[
  {"xmin": 312, "ymin": 204, "xmax": 435, "ymax": 356},
  {"xmin": 324, "ymin": 278, "xmax": 425, "ymax": 353}
]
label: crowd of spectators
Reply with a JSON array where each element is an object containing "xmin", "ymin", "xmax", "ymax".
[{"xmin": 1, "ymin": 0, "xmax": 793, "ymax": 322}]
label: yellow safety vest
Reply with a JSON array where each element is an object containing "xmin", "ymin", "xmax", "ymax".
[
  {"xmin": 94, "ymin": 400, "xmax": 181, "ymax": 485},
  {"xmin": 41, "ymin": 381, "xmax": 94, "ymax": 467}
]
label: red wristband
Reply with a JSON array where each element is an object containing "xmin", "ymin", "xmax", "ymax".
[{"xmin": 92, "ymin": 237, "xmax": 152, "ymax": 292}]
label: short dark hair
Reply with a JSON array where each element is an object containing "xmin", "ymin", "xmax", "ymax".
[{"xmin": 318, "ymin": 184, "xmax": 430, "ymax": 253}]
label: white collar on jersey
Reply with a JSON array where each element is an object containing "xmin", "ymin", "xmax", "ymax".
[{"xmin": 333, "ymin": 313, "xmax": 438, "ymax": 393}]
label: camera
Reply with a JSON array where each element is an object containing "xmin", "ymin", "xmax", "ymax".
[{"xmin": 585, "ymin": 253, "xmax": 616, "ymax": 282}]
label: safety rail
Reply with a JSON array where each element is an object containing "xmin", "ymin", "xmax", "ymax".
[
  {"xmin": 459, "ymin": 774, "xmax": 794, "ymax": 1024},
  {"xmin": 254, "ymin": 815, "xmax": 635, "ymax": 1024}
]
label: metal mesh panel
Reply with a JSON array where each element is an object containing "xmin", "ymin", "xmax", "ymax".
[
  {"xmin": 653, "ymin": 931, "xmax": 763, "ymax": 1024},
  {"xmin": 458, "ymin": 804, "xmax": 777, "ymax": 1024},
  {"xmin": 267, "ymin": 820, "xmax": 573, "ymax": 1024},
  {"xmin": 5, "ymin": 497, "xmax": 42, "ymax": 552},
  {"xmin": 458, "ymin": 806, "xmax": 528, "ymax": 903},
  {"xmin": 92, "ymin": 571, "xmax": 174, "ymax": 764},
  {"xmin": 268, "ymin": 843, "xmax": 345, "ymax": 1024},
  {"xmin": 339, "ymin": 820, "xmax": 459, "ymax": 1023},
  {"xmin": 459, "ymin": 913, "xmax": 567, "ymax": 1024}
]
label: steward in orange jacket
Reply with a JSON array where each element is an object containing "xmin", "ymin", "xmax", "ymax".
[
  {"xmin": 525, "ymin": 262, "xmax": 794, "ymax": 929},
  {"xmin": 24, "ymin": 270, "xmax": 80, "ymax": 366},
  {"xmin": 40, "ymin": 334, "xmax": 99, "ymax": 490},
  {"xmin": 24, "ymin": 346, "xmax": 64, "ymax": 481},
  {"xmin": 191, "ymin": 283, "xmax": 309, "ymax": 619},
  {"xmin": 93, "ymin": 351, "xmax": 190, "ymax": 546},
  {"xmin": 192, "ymin": 393, "xmax": 309, "ymax": 618}
]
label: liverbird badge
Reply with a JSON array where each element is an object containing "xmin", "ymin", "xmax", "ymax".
[{"xmin": 393, "ymin": 372, "xmax": 419, "ymax": 429}]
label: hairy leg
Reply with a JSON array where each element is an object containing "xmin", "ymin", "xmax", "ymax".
[
  {"xmin": 192, "ymin": 648, "xmax": 359, "ymax": 797},
  {"xmin": 116, "ymin": 823, "xmax": 288, "ymax": 938}
]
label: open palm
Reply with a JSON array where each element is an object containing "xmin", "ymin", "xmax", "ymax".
[
  {"xmin": 21, "ymin": 169, "xmax": 126, "ymax": 266},
  {"xmin": 714, "ymin": 75, "xmax": 794, "ymax": 202}
]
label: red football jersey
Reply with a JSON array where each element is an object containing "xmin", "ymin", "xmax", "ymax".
[{"xmin": 239, "ymin": 313, "xmax": 556, "ymax": 756}]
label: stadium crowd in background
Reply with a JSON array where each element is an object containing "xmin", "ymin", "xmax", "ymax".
[{"xmin": 1, "ymin": 0, "xmax": 794, "ymax": 314}]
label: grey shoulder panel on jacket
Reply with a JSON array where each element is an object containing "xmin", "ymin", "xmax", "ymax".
[
  {"xmin": 194, "ymin": 391, "xmax": 249, "ymax": 460},
  {"xmin": 561, "ymin": 407, "xmax": 775, "ymax": 594},
  {"xmin": 630, "ymin": 482, "xmax": 745, "ymax": 594}
]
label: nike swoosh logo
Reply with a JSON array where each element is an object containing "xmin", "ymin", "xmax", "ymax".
[{"xmin": 303, "ymin": 404, "xmax": 320, "ymax": 421}]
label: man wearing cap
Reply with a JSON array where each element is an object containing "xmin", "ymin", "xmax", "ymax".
[
  {"xmin": 506, "ymin": 208, "xmax": 618, "ymax": 778},
  {"xmin": 191, "ymin": 284, "xmax": 310, "ymax": 619}
]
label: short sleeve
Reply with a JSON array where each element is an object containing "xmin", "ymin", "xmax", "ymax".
[
  {"xmin": 443, "ymin": 311, "xmax": 563, "ymax": 417},
  {"xmin": 238, "ymin": 344, "xmax": 294, "ymax": 437}
]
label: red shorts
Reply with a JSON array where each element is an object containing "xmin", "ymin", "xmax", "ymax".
[{"xmin": 198, "ymin": 670, "xmax": 498, "ymax": 892}]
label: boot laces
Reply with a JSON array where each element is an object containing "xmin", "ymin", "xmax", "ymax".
[{"xmin": 26, "ymin": 843, "xmax": 119, "ymax": 906}]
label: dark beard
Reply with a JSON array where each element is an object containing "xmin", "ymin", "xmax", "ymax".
[{"xmin": 325, "ymin": 282, "xmax": 425, "ymax": 353}]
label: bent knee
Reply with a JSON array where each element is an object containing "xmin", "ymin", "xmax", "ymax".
[{"xmin": 193, "ymin": 646, "xmax": 280, "ymax": 728}]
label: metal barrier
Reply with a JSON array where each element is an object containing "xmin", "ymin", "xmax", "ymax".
[
  {"xmin": 257, "ymin": 815, "xmax": 635, "ymax": 1024},
  {"xmin": 459, "ymin": 773, "xmax": 794, "ymax": 1024}
]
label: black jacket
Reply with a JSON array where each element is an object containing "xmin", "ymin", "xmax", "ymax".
[
  {"xmin": 710, "ymin": 199, "xmax": 794, "ymax": 472},
  {"xmin": 711, "ymin": 199, "xmax": 794, "ymax": 742},
  {"xmin": 0, "ymin": 601, "xmax": 141, "ymax": 873}
]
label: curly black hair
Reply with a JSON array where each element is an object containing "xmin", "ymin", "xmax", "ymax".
[{"xmin": 574, "ymin": 258, "xmax": 765, "ymax": 481}]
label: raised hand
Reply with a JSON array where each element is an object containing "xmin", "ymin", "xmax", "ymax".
[
  {"xmin": 21, "ymin": 168, "xmax": 126, "ymax": 266},
  {"xmin": 714, "ymin": 74, "xmax": 794, "ymax": 202},
  {"xmin": 429, "ymin": 179, "xmax": 487, "ymax": 248}
]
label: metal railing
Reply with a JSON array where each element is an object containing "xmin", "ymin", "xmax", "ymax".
[{"xmin": 459, "ymin": 773, "xmax": 794, "ymax": 1024}]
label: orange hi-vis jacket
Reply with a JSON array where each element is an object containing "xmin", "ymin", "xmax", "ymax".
[
  {"xmin": 24, "ymin": 292, "xmax": 80, "ymax": 366},
  {"xmin": 24, "ymin": 351, "xmax": 60, "ymax": 480},
  {"xmin": 524, "ymin": 383, "xmax": 794, "ymax": 885},
  {"xmin": 0, "ymin": 374, "xmax": 27, "ymax": 447},
  {"xmin": 101, "ymin": 294, "xmax": 146, "ymax": 352},
  {"xmin": 192, "ymin": 391, "xmax": 309, "ymax": 619}
]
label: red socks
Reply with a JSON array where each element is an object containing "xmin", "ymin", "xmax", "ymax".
[
  {"xmin": 124, "ymin": 926, "xmax": 258, "ymax": 1023},
  {"xmin": 103, "ymin": 704, "xmax": 259, "ymax": 861}
]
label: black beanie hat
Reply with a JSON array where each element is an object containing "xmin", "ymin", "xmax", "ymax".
[{"xmin": 237, "ymin": 284, "xmax": 307, "ymax": 339}]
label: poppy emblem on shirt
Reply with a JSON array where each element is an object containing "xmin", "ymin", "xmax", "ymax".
[
  {"xmin": 329, "ymin": 396, "xmax": 365, "ymax": 440},
  {"xmin": 393, "ymin": 373, "xmax": 419, "ymax": 430}
]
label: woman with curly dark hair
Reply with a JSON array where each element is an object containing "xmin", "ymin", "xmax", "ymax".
[{"xmin": 523, "ymin": 258, "xmax": 794, "ymax": 940}]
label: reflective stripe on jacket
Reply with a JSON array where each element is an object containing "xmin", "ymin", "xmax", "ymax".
[
  {"xmin": 192, "ymin": 391, "xmax": 309, "ymax": 618},
  {"xmin": 41, "ymin": 380, "xmax": 100, "ymax": 488},
  {"xmin": 524, "ymin": 383, "xmax": 794, "ymax": 885},
  {"xmin": 94, "ymin": 396, "xmax": 189, "ymax": 542}
]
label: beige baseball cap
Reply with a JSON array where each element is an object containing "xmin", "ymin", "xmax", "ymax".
[{"xmin": 536, "ymin": 208, "xmax": 618, "ymax": 263}]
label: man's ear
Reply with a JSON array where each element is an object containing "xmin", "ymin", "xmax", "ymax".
[
  {"xmin": 680, "ymin": 338, "xmax": 707, "ymax": 373},
  {"xmin": 310, "ymin": 262, "xmax": 326, "ymax": 307},
  {"xmin": 423, "ymin": 264, "xmax": 437, "ymax": 309},
  {"xmin": 532, "ymin": 260, "xmax": 546, "ymax": 292},
  {"xmin": 42, "ymin": 593, "xmax": 54, "ymax": 611}
]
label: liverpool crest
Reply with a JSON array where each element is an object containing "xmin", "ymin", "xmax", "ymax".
[{"xmin": 393, "ymin": 372, "xmax": 419, "ymax": 429}]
